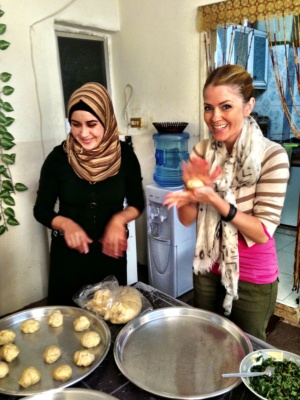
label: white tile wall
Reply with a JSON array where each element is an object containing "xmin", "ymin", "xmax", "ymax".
[{"xmin": 275, "ymin": 228, "xmax": 299, "ymax": 308}]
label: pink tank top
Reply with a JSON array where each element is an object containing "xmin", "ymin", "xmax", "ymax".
[{"xmin": 211, "ymin": 228, "xmax": 278, "ymax": 284}]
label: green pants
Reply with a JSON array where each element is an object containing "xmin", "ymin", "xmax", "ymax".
[{"xmin": 193, "ymin": 272, "xmax": 278, "ymax": 341}]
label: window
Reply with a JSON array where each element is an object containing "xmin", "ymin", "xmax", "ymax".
[{"xmin": 56, "ymin": 32, "xmax": 110, "ymax": 115}]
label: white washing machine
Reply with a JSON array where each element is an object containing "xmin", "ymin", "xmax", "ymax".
[{"xmin": 146, "ymin": 184, "xmax": 196, "ymax": 297}]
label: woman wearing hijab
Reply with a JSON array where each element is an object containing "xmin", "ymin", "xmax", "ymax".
[
  {"xmin": 163, "ymin": 65, "xmax": 290, "ymax": 341},
  {"xmin": 34, "ymin": 82, "xmax": 144, "ymax": 306}
]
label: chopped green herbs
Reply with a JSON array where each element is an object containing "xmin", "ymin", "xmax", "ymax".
[{"xmin": 249, "ymin": 356, "xmax": 300, "ymax": 400}]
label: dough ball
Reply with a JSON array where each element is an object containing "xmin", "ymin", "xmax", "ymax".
[
  {"xmin": 52, "ymin": 364, "xmax": 72, "ymax": 382},
  {"xmin": 0, "ymin": 329, "xmax": 16, "ymax": 345},
  {"xmin": 186, "ymin": 179, "xmax": 204, "ymax": 190},
  {"xmin": 73, "ymin": 350, "xmax": 95, "ymax": 367},
  {"xmin": 93, "ymin": 288, "xmax": 112, "ymax": 303},
  {"xmin": 43, "ymin": 345, "xmax": 61, "ymax": 364},
  {"xmin": 80, "ymin": 331, "xmax": 101, "ymax": 348},
  {"xmin": 87, "ymin": 288, "xmax": 112, "ymax": 317},
  {"xmin": 103, "ymin": 286, "xmax": 142, "ymax": 324},
  {"xmin": 0, "ymin": 343, "xmax": 20, "ymax": 362},
  {"xmin": 73, "ymin": 316, "xmax": 90, "ymax": 332},
  {"xmin": 0, "ymin": 361, "xmax": 9, "ymax": 378},
  {"xmin": 18, "ymin": 366, "xmax": 41, "ymax": 388},
  {"xmin": 47, "ymin": 310, "xmax": 63, "ymax": 328},
  {"xmin": 20, "ymin": 319, "xmax": 40, "ymax": 333}
]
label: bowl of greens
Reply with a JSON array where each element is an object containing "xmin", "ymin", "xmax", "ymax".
[{"xmin": 240, "ymin": 349, "xmax": 300, "ymax": 400}]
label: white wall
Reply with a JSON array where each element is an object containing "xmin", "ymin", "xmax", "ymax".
[
  {"xmin": 112, "ymin": 0, "xmax": 202, "ymax": 264},
  {"xmin": 0, "ymin": 0, "xmax": 202, "ymax": 316}
]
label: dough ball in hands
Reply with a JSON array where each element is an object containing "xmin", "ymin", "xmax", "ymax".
[
  {"xmin": 0, "ymin": 329, "xmax": 16, "ymax": 345},
  {"xmin": 20, "ymin": 319, "xmax": 40, "ymax": 333},
  {"xmin": 80, "ymin": 331, "xmax": 101, "ymax": 348},
  {"xmin": 0, "ymin": 343, "xmax": 20, "ymax": 362},
  {"xmin": 186, "ymin": 179, "xmax": 204, "ymax": 190},
  {"xmin": 0, "ymin": 361, "xmax": 9, "ymax": 378},
  {"xmin": 73, "ymin": 350, "xmax": 95, "ymax": 367},
  {"xmin": 43, "ymin": 345, "xmax": 61, "ymax": 364},
  {"xmin": 18, "ymin": 366, "xmax": 41, "ymax": 388},
  {"xmin": 73, "ymin": 316, "xmax": 90, "ymax": 332},
  {"xmin": 52, "ymin": 364, "xmax": 72, "ymax": 382},
  {"xmin": 47, "ymin": 310, "xmax": 63, "ymax": 328}
]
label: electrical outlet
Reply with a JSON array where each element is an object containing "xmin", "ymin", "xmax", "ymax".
[{"xmin": 130, "ymin": 117, "xmax": 142, "ymax": 128}]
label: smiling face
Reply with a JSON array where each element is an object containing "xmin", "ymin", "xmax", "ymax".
[
  {"xmin": 70, "ymin": 110, "xmax": 105, "ymax": 151},
  {"xmin": 203, "ymin": 84, "xmax": 255, "ymax": 152}
]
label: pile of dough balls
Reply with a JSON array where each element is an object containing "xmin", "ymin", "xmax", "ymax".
[
  {"xmin": 87, "ymin": 286, "xmax": 142, "ymax": 324},
  {"xmin": 0, "ymin": 309, "xmax": 100, "ymax": 389}
]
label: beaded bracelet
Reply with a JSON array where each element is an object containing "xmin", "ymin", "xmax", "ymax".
[{"xmin": 222, "ymin": 203, "xmax": 237, "ymax": 222}]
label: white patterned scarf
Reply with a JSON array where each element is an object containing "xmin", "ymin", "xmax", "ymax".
[{"xmin": 193, "ymin": 116, "xmax": 266, "ymax": 315}]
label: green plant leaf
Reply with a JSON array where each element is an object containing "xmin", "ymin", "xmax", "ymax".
[
  {"xmin": 0, "ymin": 10, "xmax": 4, "ymax": 18},
  {"xmin": 2, "ymin": 180, "xmax": 13, "ymax": 191},
  {"xmin": 15, "ymin": 183, "xmax": 28, "ymax": 191},
  {"xmin": 3, "ymin": 195, "xmax": 15, "ymax": 206},
  {"xmin": 3, "ymin": 102, "xmax": 13, "ymax": 112},
  {"xmin": 1, "ymin": 153, "xmax": 16, "ymax": 164},
  {"xmin": 2, "ymin": 132, "xmax": 14, "ymax": 140},
  {"xmin": 0, "ymin": 72, "xmax": 11, "ymax": 82},
  {"xmin": 0, "ymin": 111, "xmax": 5, "ymax": 123},
  {"xmin": 0, "ymin": 225, "xmax": 7, "ymax": 235},
  {"xmin": 0, "ymin": 166, "xmax": 10, "ymax": 178},
  {"xmin": 0, "ymin": 137, "xmax": 15, "ymax": 149},
  {"xmin": 0, "ymin": 24, "xmax": 6, "ymax": 35},
  {"xmin": 3, "ymin": 117, "xmax": 14, "ymax": 127},
  {"xmin": 0, "ymin": 40, "xmax": 10, "ymax": 50},
  {"xmin": 0, "ymin": 124, "xmax": 7, "ymax": 133},
  {"xmin": 7, "ymin": 217, "xmax": 19, "ymax": 226},
  {"xmin": 2, "ymin": 86, "xmax": 14, "ymax": 95},
  {"xmin": 0, "ymin": 189, "xmax": 10, "ymax": 198},
  {"xmin": 4, "ymin": 207, "xmax": 15, "ymax": 217}
]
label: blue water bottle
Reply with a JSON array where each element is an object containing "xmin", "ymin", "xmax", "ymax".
[{"xmin": 153, "ymin": 132, "xmax": 189, "ymax": 187}]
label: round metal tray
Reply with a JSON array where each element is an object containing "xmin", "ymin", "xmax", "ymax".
[
  {"xmin": 114, "ymin": 307, "xmax": 253, "ymax": 399},
  {"xmin": 26, "ymin": 388, "xmax": 118, "ymax": 399},
  {"xmin": 0, "ymin": 306, "xmax": 111, "ymax": 396}
]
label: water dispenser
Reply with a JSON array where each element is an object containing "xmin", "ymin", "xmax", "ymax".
[
  {"xmin": 146, "ymin": 184, "xmax": 196, "ymax": 297},
  {"xmin": 153, "ymin": 132, "xmax": 189, "ymax": 187}
]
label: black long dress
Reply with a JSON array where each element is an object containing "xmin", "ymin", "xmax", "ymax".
[{"xmin": 34, "ymin": 141, "xmax": 145, "ymax": 306}]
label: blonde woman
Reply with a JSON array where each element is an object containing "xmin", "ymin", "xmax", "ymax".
[{"xmin": 164, "ymin": 65, "xmax": 289, "ymax": 341}]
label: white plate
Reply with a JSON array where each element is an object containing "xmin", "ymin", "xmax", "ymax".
[
  {"xmin": 240, "ymin": 349, "xmax": 300, "ymax": 399},
  {"xmin": 0, "ymin": 306, "xmax": 111, "ymax": 396}
]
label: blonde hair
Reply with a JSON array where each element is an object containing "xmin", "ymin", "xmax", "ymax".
[{"xmin": 203, "ymin": 65, "xmax": 254, "ymax": 103}]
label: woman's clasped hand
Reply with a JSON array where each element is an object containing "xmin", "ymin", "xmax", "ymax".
[{"xmin": 163, "ymin": 157, "xmax": 222, "ymax": 210}]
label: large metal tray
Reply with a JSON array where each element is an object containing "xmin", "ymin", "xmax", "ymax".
[
  {"xmin": 114, "ymin": 307, "xmax": 253, "ymax": 399},
  {"xmin": 26, "ymin": 388, "xmax": 118, "ymax": 399},
  {"xmin": 0, "ymin": 306, "xmax": 111, "ymax": 396}
]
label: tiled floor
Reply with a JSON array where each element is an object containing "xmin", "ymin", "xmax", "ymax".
[{"xmin": 275, "ymin": 226, "xmax": 299, "ymax": 308}]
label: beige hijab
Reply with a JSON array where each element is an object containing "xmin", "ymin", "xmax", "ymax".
[{"xmin": 64, "ymin": 82, "xmax": 121, "ymax": 182}]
